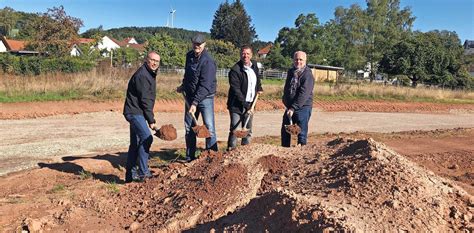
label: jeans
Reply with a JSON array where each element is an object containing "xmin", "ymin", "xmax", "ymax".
[
  {"xmin": 227, "ymin": 111, "xmax": 253, "ymax": 150},
  {"xmin": 281, "ymin": 106, "xmax": 312, "ymax": 147},
  {"xmin": 184, "ymin": 96, "xmax": 218, "ymax": 159},
  {"xmin": 124, "ymin": 114, "xmax": 153, "ymax": 181}
]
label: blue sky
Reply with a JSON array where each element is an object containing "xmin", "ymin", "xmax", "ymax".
[{"xmin": 1, "ymin": 0, "xmax": 473, "ymax": 43}]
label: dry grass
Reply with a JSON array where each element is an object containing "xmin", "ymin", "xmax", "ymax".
[
  {"xmin": 316, "ymin": 83, "xmax": 474, "ymax": 103},
  {"xmin": 1, "ymin": 68, "xmax": 472, "ymax": 103}
]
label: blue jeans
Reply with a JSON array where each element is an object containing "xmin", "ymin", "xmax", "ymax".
[
  {"xmin": 124, "ymin": 114, "xmax": 152, "ymax": 181},
  {"xmin": 184, "ymin": 97, "xmax": 218, "ymax": 159},
  {"xmin": 227, "ymin": 111, "xmax": 253, "ymax": 150},
  {"xmin": 281, "ymin": 106, "xmax": 312, "ymax": 147}
]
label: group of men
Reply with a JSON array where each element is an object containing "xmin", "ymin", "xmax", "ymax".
[{"xmin": 123, "ymin": 34, "xmax": 314, "ymax": 183}]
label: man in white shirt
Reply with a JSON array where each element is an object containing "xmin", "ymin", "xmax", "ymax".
[{"xmin": 226, "ymin": 45, "xmax": 263, "ymax": 151}]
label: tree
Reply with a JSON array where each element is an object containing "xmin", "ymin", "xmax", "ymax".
[
  {"xmin": 206, "ymin": 39, "xmax": 240, "ymax": 68},
  {"xmin": 210, "ymin": 0, "xmax": 257, "ymax": 47},
  {"xmin": 264, "ymin": 43, "xmax": 291, "ymax": 69},
  {"xmin": 379, "ymin": 31, "xmax": 469, "ymax": 88},
  {"xmin": 28, "ymin": 6, "xmax": 83, "ymax": 56},
  {"xmin": 363, "ymin": 0, "xmax": 415, "ymax": 81},
  {"xmin": 145, "ymin": 33, "xmax": 186, "ymax": 67}
]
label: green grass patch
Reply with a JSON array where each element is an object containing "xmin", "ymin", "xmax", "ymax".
[
  {"xmin": 0, "ymin": 90, "xmax": 81, "ymax": 103},
  {"xmin": 79, "ymin": 170, "xmax": 93, "ymax": 180},
  {"xmin": 104, "ymin": 181, "xmax": 120, "ymax": 193},
  {"xmin": 50, "ymin": 184, "xmax": 66, "ymax": 193}
]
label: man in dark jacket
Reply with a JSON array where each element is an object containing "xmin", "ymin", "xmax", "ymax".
[
  {"xmin": 281, "ymin": 51, "xmax": 314, "ymax": 147},
  {"xmin": 227, "ymin": 45, "xmax": 263, "ymax": 150},
  {"xmin": 177, "ymin": 34, "xmax": 218, "ymax": 161},
  {"xmin": 123, "ymin": 51, "xmax": 160, "ymax": 182}
]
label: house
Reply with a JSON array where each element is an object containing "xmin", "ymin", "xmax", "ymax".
[
  {"xmin": 0, "ymin": 36, "xmax": 40, "ymax": 55},
  {"xmin": 257, "ymin": 43, "xmax": 272, "ymax": 59},
  {"xmin": 123, "ymin": 37, "xmax": 138, "ymax": 44},
  {"xmin": 70, "ymin": 38, "xmax": 95, "ymax": 56},
  {"xmin": 307, "ymin": 64, "xmax": 344, "ymax": 82},
  {"xmin": 97, "ymin": 36, "xmax": 121, "ymax": 52},
  {"xmin": 0, "ymin": 36, "xmax": 26, "ymax": 52},
  {"xmin": 463, "ymin": 40, "xmax": 474, "ymax": 55}
]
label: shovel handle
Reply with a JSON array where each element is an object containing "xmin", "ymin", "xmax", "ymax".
[
  {"xmin": 287, "ymin": 110, "xmax": 293, "ymax": 125},
  {"xmin": 249, "ymin": 93, "xmax": 259, "ymax": 113},
  {"xmin": 182, "ymin": 92, "xmax": 198, "ymax": 125}
]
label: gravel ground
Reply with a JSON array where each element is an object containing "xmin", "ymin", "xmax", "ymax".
[{"xmin": 1, "ymin": 110, "xmax": 473, "ymax": 176}]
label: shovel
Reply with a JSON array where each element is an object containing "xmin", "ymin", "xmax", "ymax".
[
  {"xmin": 182, "ymin": 93, "xmax": 211, "ymax": 138},
  {"xmin": 233, "ymin": 94, "xmax": 259, "ymax": 138},
  {"xmin": 284, "ymin": 111, "xmax": 301, "ymax": 135}
]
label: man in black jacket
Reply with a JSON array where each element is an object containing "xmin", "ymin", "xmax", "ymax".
[
  {"xmin": 177, "ymin": 34, "xmax": 218, "ymax": 161},
  {"xmin": 227, "ymin": 45, "xmax": 263, "ymax": 150},
  {"xmin": 281, "ymin": 51, "xmax": 314, "ymax": 147},
  {"xmin": 123, "ymin": 51, "xmax": 160, "ymax": 182}
]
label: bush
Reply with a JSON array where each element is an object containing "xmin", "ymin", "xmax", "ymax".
[{"xmin": 0, "ymin": 54, "xmax": 95, "ymax": 75}]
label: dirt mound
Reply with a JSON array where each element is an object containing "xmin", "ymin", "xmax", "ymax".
[{"xmin": 104, "ymin": 139, "xmax": 472, "ymax": 231}]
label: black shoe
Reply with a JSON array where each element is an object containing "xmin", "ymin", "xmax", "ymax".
[{"xmin": 185, "ymin": 156, "xmax": 196, "ymax": 163}]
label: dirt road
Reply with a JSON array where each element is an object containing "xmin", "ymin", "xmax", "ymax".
[{"xmin": 1, "ymin": 110, "xmax": 473, "ymax": 176}]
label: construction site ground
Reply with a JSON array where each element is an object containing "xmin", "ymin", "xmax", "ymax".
[{"xmin": 0, "ymin": 99, "xmax": 473, "ymax": 231}]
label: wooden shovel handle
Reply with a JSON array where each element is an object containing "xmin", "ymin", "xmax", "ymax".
[
  {"xmin": 182, "ymin": 92, "xmax": 198, "ymax": 125},
  {"xmin": 249, "ymin": 93, "xmax": 259, "ymax": 113}
]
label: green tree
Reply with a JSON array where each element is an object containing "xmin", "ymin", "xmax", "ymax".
[
  {"xmin": 276, "ymin": 14, "xmax": 323, "ymax": 63},
  {"xmin": 210, "ymin": 0, "xmax": 257, "ymax": 47},
  {"xmin": 28, "ymin": 5, "xmax": 83, "ymax": 56},
  {"xmin": 263, "ymin": 43, "xmax": 291, "ymax": 69},
  {"xmin": 363, "ymin": 0, "xmax": 415, "ymax": 81},
  {"xmin": 145, "ymin": 33, "xmax": 186, "ymax": 67},
  {"xmin": 380, "ymin": 31, "xmax": 470, "ymax": 88},
  {"xmin": 206, "ymin": 39, "xmax": 240, "ymax": 68}
]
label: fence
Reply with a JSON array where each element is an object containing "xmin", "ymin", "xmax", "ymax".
[{"xmin": 158, "ymin": 66, "xmax": 287, "ymax": 79}]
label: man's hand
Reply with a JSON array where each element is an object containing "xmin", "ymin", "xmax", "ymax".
[
  {"xmin": 189, "ymin": 105, "xmax": 197, "ymax": 114},
  {"xmin": 286, "ymin": 109, "xmax": 294, "ymax": 118},
  {"xmin": 176, "ymin": 85, "xmax": 183, "ymax": 93},
  {"xmin": 149, "ymin": 123, "xmax": 157, "ymax": 130}
]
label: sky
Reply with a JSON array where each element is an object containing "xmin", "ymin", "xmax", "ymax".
[{"xmin": 1, "ymin": 0, "xmax": 473, "ymax": 43}]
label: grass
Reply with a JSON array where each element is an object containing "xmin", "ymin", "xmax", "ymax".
[
  {"xmin": 50, "ymin": 184, "xmax": 66, "ymax": 193},
  {"xmin": 1, "ymin": 67, "xmax": 473, "ymax": 104},
  {"xmin": 104, "ymin": 181, "xmax": 120, "ymax": 193},
  {"xmin": 79, "ymin": 170, "xmax": 93, "ymax": 180}
]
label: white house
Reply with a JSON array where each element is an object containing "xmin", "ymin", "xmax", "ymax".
[
  {"xmin": 97, "ymin": 36, "xmax": 121, "ymax": 52},
  {"xmin": 123, "ymin": 37, "xmax": 138, "ymax": 44}
]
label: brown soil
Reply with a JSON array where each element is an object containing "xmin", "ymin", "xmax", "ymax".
[
  {"xmin": 155, "ymin": 124, "xmax": 177, "ymax": 141},
  {"xmin": 0, "ymin": 100, "xmax": 473, "ymax": 231},
  {"xmin": 233, "ymin": 129, "xmax": 249, "ymax": 138},
  {"xmin": 1, "ymin": 99, "xmax": 473, "ymax": 120},
  {"xmin": 285, "ymin": 124, "xmax": 301, "ymax": 135},
  {"xmin": 1, "ymin": 128, "xmax": 473, "ymax": 232},
  {"xmin": 193, "ymin": 125, "xmax": 211, "ymax": 138}
]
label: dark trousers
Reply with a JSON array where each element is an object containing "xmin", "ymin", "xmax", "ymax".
[
  {"xmin": 281, "ymin": 106, "xmax": 312, "ymax": 147},
  {"xmin": 124, "ymin": 114, "xmax": 153, "ymax": 181},
  {"xmin": 227, "ymin": 111, "xmax": 253, "ymax": 150}
]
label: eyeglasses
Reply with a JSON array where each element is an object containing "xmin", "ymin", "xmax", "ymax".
[{"xmin": 148, "ymin": 58, "xmax": 160, "ymax": 63}]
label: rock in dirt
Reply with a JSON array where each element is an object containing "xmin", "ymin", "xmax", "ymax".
[{"xmin": 128, "ymin": 221, "xmax": 141, "ymax": 231}]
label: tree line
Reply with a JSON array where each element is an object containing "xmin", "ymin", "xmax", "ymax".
[{"xmin": 0, "ymin": 0, "xmax": 472, "ymax": 89}]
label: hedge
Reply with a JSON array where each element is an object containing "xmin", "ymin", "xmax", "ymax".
[{"xmin": 0, "ymin": 54, "xmax": 95, "ymax": 75}]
